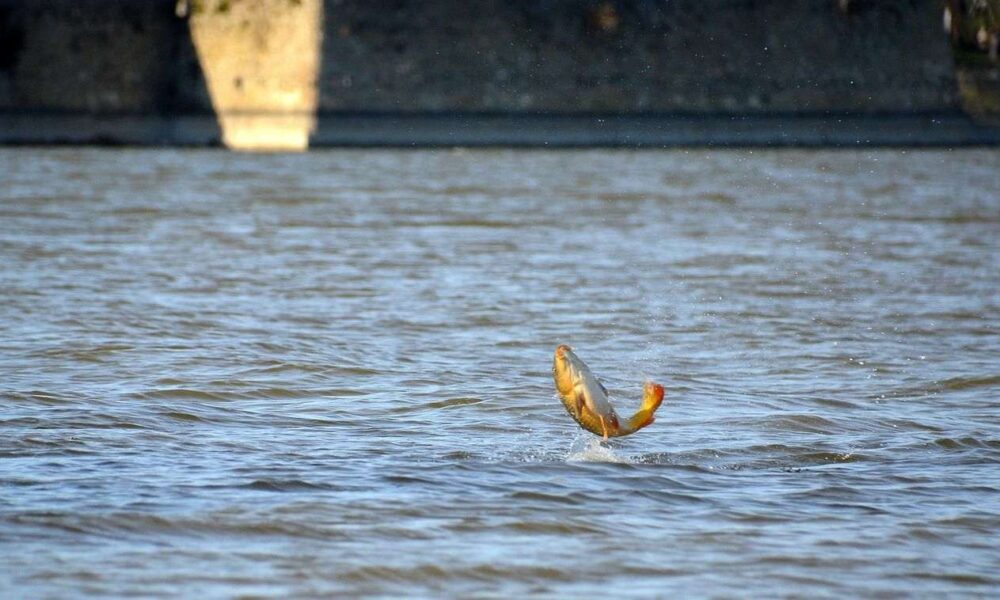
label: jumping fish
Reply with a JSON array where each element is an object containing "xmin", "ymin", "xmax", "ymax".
[{"xmin": 552, "ymin": 344, "xmax": 664, "ymax": 440}]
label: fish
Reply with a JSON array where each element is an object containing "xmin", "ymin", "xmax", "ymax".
[{"xmin": 552, "ymin": 344, "xmax": 664, "ymax": 440}]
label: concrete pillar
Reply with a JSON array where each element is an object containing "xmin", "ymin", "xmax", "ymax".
[{"xmin": 186, "ymin": 0, "xmax": 322, "ymax": 151}]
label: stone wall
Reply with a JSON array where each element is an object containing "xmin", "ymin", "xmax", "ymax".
[
  {"xmin": 0, "ymin": 0, "xmax": 210, "ymax": 114},
  {"xmin": 318, "ymin": 0, "xmax": 958, "ymax": 113},
  {"xmin": 0, "ymin": 0, "xmax": 993, "ymax": 146}
]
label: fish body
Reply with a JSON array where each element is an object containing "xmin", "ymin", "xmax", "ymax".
[{"xmin": 552, "ymin": 344, "xmax": 664, "ymax": 439}]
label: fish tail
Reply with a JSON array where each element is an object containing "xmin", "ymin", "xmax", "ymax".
[{"xmin": 625, "ymin": 381, "xmax": 664, "ymax": 433}]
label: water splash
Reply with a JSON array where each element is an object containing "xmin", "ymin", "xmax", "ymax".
[{"xmin": 565, "ymin": 436, "xmax": 630, "ymax": 463}]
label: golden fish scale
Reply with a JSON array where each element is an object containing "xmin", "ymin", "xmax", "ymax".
[{"xmin": 556, "ymin": 390, "xmax": 625, "ymax": 438}]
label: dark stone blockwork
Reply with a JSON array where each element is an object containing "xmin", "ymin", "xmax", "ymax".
[
  {"xmin": 1, "ymin": 0, "xmax": 997, "ymax": 146},
  {"xmin": 319, "ymin": 0, "xmax": 957, "ymax": 113}
]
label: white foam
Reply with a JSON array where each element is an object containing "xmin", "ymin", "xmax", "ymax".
[{"xmin": 565, "ymin": 436, "xmax": 630, "ymax": 463}]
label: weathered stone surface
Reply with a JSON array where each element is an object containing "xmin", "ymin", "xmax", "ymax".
[
  {"xmin": 0, "ymin": 0, "xmax": 993, "ymax": 146},
  {"xmin": 318, "ymin": 0, "xmax": 958, "ymax": 113},
  {"xmin": 187, "ymin": 0, "xmax": 322, "ymax": 150},
  {"xmin": 0, "ymin": 0, "xmax": 210, "ymax": 113}
]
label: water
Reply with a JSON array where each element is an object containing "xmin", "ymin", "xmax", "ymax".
[{"xmin": 1, "ymin": 147, "xmax": 998, "ymax": 597}]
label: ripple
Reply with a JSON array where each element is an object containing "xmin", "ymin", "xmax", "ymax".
[
  {"xmin": 932, "ymin": 436, "xmax": 999, "ymax": 450},
  {"xmin": 237, "ymin": 479, "xmax": 336, "ymax": 492},
  {"xmin": 938, "ymin": 375, "xmax": 1000, "ymax": 392},
  {"xmin": 3, "ymin": 147, "xmax": 999, "ymax": 598},
  {"xmin": 506, "ymin": 491, "xmax": 588, "ymax": 506},
  {"xmin": 157, "ymin": 411, "xmax": 207, "ymax": 423},
  {"xmin": 390, "ymin": 397, "xmax": 486, "ymax": 414},
  {"xmin": 139, "ymin": 389, "xmax": 238, "ymax": 402},
  {"xmin": 906, "ymin": 572, "xmax": 998, "ymax": 586},
  {"xmin": 763, "ymin": 414, "xmax": 843, "ymax": 434},
  {"xmin": 6, "ymin": 511, "xmax": 346, "ymax": 540},
  {"xmin": 337, "ymin": 563, "xmax": 572, "ymax": 584},
  {"xmin": 503, "ymin": 519, "xmax": 603, "ymax": 534}
]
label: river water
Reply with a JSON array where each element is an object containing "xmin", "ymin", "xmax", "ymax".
[{"xmin": 1, "ymin": 147, "xmax": 998, "ymax": 597}]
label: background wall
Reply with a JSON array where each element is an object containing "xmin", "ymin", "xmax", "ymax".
[
  {"xmin": 318, "ymin": 0, "xmax": 958, "ymax": 113},
  {"xmin": 0, "ymin": 0, "xmax": 995, "ymax": 146},
  {"xmin": 0, "ymin": 0, "xmax": 209, "ymax": 114}
]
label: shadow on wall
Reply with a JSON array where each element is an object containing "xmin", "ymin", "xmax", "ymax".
[{"xmin": 0, "ymin": 0, "xmax": 221, "ymax": 145}]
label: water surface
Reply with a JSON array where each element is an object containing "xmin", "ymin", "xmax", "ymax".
[{"xmin": 1, "ymin": 148, "xmax": 999, "ymax": 597}]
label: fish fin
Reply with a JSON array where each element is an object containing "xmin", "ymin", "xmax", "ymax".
[{"xmin": 622, "ymin": 381, "xmax": 665, "ymax": 435}]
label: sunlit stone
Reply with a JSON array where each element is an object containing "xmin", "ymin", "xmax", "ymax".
[{"xmin": 187, "ymin": 0, "xmax": 322, "ymax": 152}]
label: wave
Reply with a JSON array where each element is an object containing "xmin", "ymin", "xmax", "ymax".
[
  {"xmin": 5, "ymin": 510, "xmax": 346, "ymax": 540},
  {"xmin": 237, "ymin": 479, "xmax": 336, "ymax": 492},
  {"xmin": 389, "ymin": 396, "xmax": 485, "ymax": 414}
]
